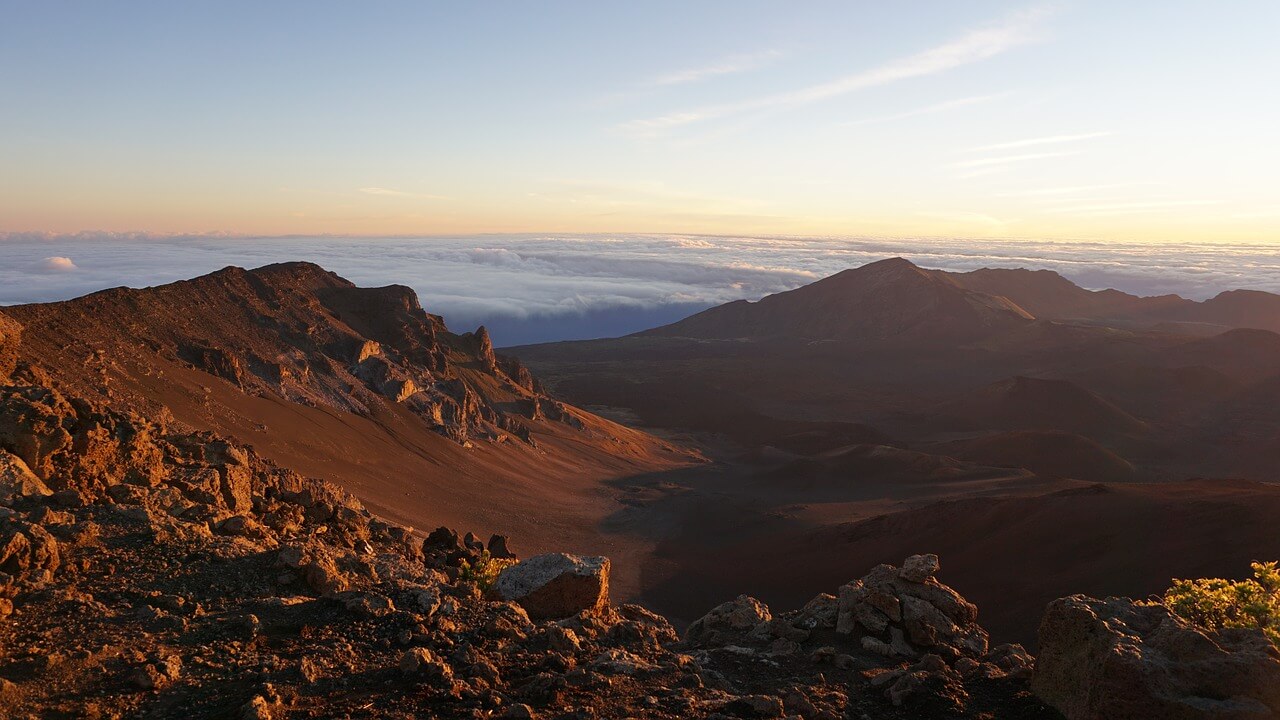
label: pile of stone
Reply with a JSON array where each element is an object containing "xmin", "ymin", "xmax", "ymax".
[{"xmin": 682, "ymin": 553, "xmax": 1034, "ymax": 713}]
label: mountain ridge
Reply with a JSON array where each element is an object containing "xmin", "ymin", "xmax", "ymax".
[
  {"xmin": 6, "ymin": 262, "xmax": 699, "ymax": 601},
  {"xmin": 644, "ymin": 257, "xmax": 1035, "ymax": 345}
]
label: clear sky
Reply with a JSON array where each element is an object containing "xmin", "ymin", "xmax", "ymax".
[{"xmin": 2, "ymin": 1, "xmax": 1277, "ymax": 242}]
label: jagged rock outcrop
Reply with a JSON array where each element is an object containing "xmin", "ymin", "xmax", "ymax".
[
  {"xmin": 682, "ymin": 554, "xmax": 1035, "ymax": 715},
  {"xmin": 1034, "ymin": 594, "xmax": 1280, "ymax": 719},
  {"xmin": 5, "ymin": 263, "xmax": 589, "ymax": 446},
  {"xmin": 0, "ymin": 365, "xmax": 169, "ymax": 492},
  {"xmin": 836, "ymin": 553, "xmax": 990, "ymax": 660},
  {"xmin": 489, "ymin": 553, "xmax": 610, "ymax": 619}
]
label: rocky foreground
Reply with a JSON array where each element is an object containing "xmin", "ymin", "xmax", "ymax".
[{"xmin": 3, "ymin": 308, "xmax": 1280, "ymax": 719}]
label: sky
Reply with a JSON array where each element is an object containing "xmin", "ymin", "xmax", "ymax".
[{"xmin": 2, "ymin": 1, "xmax": 1278, "ymax": 243}]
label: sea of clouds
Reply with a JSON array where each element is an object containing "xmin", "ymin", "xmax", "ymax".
[{"xmin": 2, "ymin": 233, "xmax": 1278, "ymax": 346}]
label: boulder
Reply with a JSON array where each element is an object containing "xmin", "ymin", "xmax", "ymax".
[
  {"xmin": 899, "ymin": 553, "xmax": 940, "ymax": 583},
  {"xmin": 489, "ymin": 553, "xmax": 609, "ymax": 619},
  {"xmin": 0, "ymin": 519, "xmax": 61, "ymax": 584},
  {"xmin": 685, "ymin": 594, "xmax": 772, "ymax": 647},
  {"xmin": 1034, "ymin": 595, "xmax": 1280, "ymax": 719},
  {"xmin": 0, "ymin": 449, "xmax": 52, "ymax": 504},
  {"xmin": 488, "ymin": 534, "xmax": 514, "ymax": 559}
]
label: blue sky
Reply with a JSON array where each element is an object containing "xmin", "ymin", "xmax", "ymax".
[{"xmin": 2, "ymin": 1, "xmax": 1277, "ymax": 241}]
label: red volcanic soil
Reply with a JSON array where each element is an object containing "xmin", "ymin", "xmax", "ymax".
[{"xmin": 638, "ymin": 478, "xmax": 1280, "ymax": 647}]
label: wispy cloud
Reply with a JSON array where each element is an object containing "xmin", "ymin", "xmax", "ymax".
[
  {"xmin": 620, "ymin": 5, "xmax": 1051, "ymax": 136},
  {"xmin": 915, "ymin": 210, "xmax": 1013, "ymax": 228},
  {"xmin": 359, "ymin": 187, "xmax": 447, "ymax": 200},
  {"xmin": 953, "ymin": 151, "xmax": 1079, "ymax": 170},
  {"xmin": 996, "ymin": 183, "xmax": 1151, "ymax": 198},
  {"xmin": 1046, "ymin": 200, "xmax": 1223, "ymax": 217},
  {"xmin": 839, "ymin": 93, "xmax": 1007, "ymax": 127},
  {"xmin": 962, "ymin": 131, "xmax": 1112, "ymax": 153},
  {"xmin": 648, "ymin": 50, "xmax": 782, "ymax": 86}
]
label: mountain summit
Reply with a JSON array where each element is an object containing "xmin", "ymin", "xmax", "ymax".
[{"xmin": 645, "ymin": 257, "xmax": 1034, "ymax": 344}]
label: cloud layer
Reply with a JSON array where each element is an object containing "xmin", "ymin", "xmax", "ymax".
[{"xmin": 2, "ymin": 233, "xmax": 1278, "ymax": 346}]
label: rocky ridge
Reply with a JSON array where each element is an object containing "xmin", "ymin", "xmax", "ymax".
[{"xmin": 6, "ymin": 262, "xmax": 578, "ymax": 446}]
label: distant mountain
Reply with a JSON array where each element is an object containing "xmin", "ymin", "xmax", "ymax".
[
  {"xmin": 1176, "ymin": 290, "xmax": 1280, "ymax": 334},
  {"xmin": 941, "ymin": 267, "xmax": 1188, "ymax": 322},
  {"xmin": 645, "ymin": 257, "xmax": 1033, "ymax": 344},
  {"xmin": 515, "ymin": 257, "xmax": 1280, "ymax": 480},
  {"xmin": 942, "ymin": 266, "xmax": 1280, "ymax": 334}
]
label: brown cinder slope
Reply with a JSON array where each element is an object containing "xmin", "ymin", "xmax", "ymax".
[{"xmin": 7, "ymin": 262, "xmax": 698, "ymax": 598}]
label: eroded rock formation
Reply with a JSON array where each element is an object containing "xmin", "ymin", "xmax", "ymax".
[{"xmin": 1034, "ymin": 594, "xmax": 1280, "ymax": 719}]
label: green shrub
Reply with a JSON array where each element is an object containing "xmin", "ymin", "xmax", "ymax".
[
  {"xmin": 458, "ymin": 551, "xmax": 517, "ymax": 591},
  {"xmin": 1158, "ymin": 561, "xmax": 1280, "ymax": 644}
]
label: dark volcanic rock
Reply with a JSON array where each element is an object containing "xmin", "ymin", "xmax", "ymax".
[{"xmin": 1034, "ymin": 594, "xmax": 1280, "ymax": 719}]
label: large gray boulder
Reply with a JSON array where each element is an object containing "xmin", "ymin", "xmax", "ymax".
[
  {"xmin": 1034, "ymin": 595, "xmax": 1280, "ymax": 719},
  {"xmin": 489, "ymin": 553, "xmax": 609, "ymax": 619}
]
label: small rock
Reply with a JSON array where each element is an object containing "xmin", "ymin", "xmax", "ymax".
[
  {"xmin": 488, "ymin": 534, "xmax": 514, "ymax": 559},
  {"xmin": 899, "ymin": 554, "xmax": 940, "ymax": 583},
  {"xmin": 501, "ymin": 704, "xmax": 537, "ymax": 719},
  {"xmin": 129, "ymin": 664, "xmax": 166, "ymax": 690},
  {"xmin": 546, "ymin": 625, "xmax": 581, "ymax": 653}
]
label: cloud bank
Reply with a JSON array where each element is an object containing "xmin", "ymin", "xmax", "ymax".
[{"xmin": 2, "ymin": 233, "xmax": 1278, "ymax": 346}]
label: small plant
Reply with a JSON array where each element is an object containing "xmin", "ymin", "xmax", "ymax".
[
  {"xmin": 458, "ymin": 551, "xmax": 517, "ymax": 591},
  {"xmin": 1157, "ymin": 561, "xmax": 1280, "ymax": 645}
]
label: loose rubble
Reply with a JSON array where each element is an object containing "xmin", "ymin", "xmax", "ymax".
[{"xmin": 681, "ymin": 554, "xmax": 1046, "ymax": 718}]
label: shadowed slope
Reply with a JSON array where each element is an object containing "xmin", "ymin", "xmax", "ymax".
[
  {"xmin": 944, "ymin": 266, "xmax": 1280, "ymax": 334},
  {"xmin": 645, "ymin": 258, "xmax": 1034, "ymax": 344},
  {"xmin": 934, "ymin": 376, "xmax": 1148, "ymax": 442},
  {"xmin": 930, "ymin": 431, "xmax": 1138, "ymax": 483}
]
